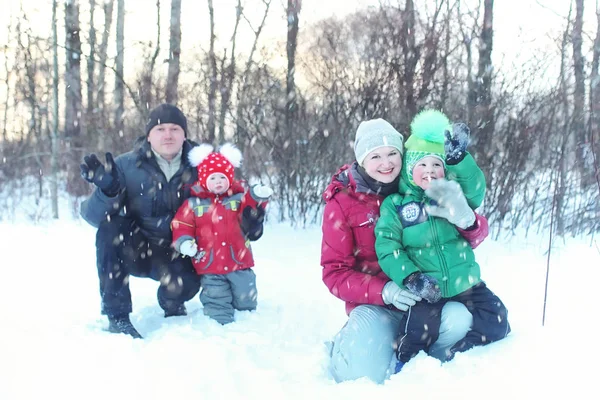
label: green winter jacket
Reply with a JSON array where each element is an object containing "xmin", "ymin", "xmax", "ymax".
[{"xmin": 374, "ymin": 153, "xmax": 486, "ymax": 298}]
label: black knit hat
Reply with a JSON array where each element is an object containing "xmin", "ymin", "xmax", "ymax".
[{"xmin": 145, "ymin": 103, "xmax": 188, "ymax": 136}]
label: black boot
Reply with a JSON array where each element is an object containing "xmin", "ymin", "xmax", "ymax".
[
  {"xmin": 164, "ymin": 304, "xmax": 187, "ymax": 318},
  {"xmin": 108, "ymin": 315, "xmax": 143, "ymax": 339}
]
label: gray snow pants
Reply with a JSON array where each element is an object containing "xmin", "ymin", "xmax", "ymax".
[{"xmin": 199, "ymin": 269, "xmax": 258, "ymax": 324}]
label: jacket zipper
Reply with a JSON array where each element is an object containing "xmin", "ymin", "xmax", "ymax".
[
  {"xmin": 359, "ymin": 217, "xmax": 374, "ymax": 226},
  {"xmin": 429, "ymin": 216, "xmax": 449, "ymax": 297}
]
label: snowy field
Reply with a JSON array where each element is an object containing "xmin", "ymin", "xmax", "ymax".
[{"xmin": 1, "ymin": 194, "xmax": 598, "ymax": 400}]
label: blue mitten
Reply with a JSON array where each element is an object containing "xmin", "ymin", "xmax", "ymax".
[
  {"xmin": 444, "ymin": 123, "xmax": 470, "ymax": 165},
  {"xmin": 403, "ymin": 272, "xmax": 442, "ymax": 303}
]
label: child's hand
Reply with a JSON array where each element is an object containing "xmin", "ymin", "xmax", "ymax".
[
  {"xmin": 425, "ymin": 179, "xmax": 476, "ymax": 229},
  {"xmin": 444, "ymin": 122, "xmax": 470, "ymax": 165},
  {"xmin": 179, "ymin": 240, "xmax": 198, "ymax": 257},
  {"xmin": 403, "ymin": 272, "xmax": 442, "ymax": 303},
  {"xmin": 251, "ymin": 184, "xmax": 273, "ymax": 200}
]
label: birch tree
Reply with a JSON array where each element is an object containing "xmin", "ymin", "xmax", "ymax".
[{"xmin": 166, "ymin": 0, "xmax": 182, "ymax": 104}]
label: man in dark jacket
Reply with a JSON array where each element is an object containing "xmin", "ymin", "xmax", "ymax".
[{"xmin": 80, "ymin": 104, "xmax": 264, "ymax": 338}]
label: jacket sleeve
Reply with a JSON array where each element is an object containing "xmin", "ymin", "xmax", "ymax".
[
  {"xmin": 374, "ymin": 196, "xmax": 420, "ymax": 287},
  {"xmin": 170, "ymin": 200, "xmax": 197, "ymax": 250},
  {"xmin": 445, "ymin": 152, "xmax": 486, "ymax": 209},
  {"xmin": 321, "ymin": 198, "xmax": 388, "ymax": 306},
  {"xmin": 457, "ymin": 212, "xmax": 489, "ymax": 249}
]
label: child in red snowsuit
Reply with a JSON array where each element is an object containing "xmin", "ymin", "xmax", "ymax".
[{"xmin": 171, "ymin": 143, "xmax": 272, "ymax": 324}]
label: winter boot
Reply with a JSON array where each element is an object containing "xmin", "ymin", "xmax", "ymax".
[
  {"xmin": 108, "ymin": 315, "xmax": 143, "ymax": 339},
  {"xmin": 164, "ymin": 304, "xmax": 187, "ymax": 318}
]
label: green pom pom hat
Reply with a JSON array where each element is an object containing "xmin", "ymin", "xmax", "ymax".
[{"xmin": 404, "ymin": 109, "xmax": 450, "ymax": 185}]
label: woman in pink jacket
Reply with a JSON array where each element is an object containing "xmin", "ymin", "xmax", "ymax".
[{"xmin": 321, "ymin": 118, "xmax": 488, "ymax": 383}]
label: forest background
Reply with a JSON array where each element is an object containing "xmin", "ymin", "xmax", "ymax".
[{"xmin": 0, "ymin": 0, "xmax": 599, "ymax": 240}]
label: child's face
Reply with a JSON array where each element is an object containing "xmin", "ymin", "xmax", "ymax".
[
  {"xmin": 362, "ymin": 146, "xmax": 403, "ymax": 183},
  {"xmin": 412, "ymin": 156, "xmax": 445, "ymax": 190},
  {"xmin": 206, "ymin": 173, "xmax": 230, "ymax": 194}
]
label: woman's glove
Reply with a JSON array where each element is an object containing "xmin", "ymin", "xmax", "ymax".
[
  {"xmin": 403, "ymin": 272, "xmax": 442, "ymax": 304},
  {"xmin": 179, "ymin": 240, "xmax": 198, "ymax": 257},
  {"xmin": 382, "ymin": 281, "xmax": 422, "ymax": 311},
  {"xmin": 425, "ymin": 179, "xmax": 476, "ymax": 229}
]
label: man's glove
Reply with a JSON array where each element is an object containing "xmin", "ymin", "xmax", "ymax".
[
  {"xmin": 425, "ymin": 179, "xmax": 476, "ymax": 229},
  {"xmin": 251, "ymin": 184, "xmax": 273, "ymax": 201},
  {"xmin": 381, "ymin": 281, "xmax": 422, "ymax": 311},
  {"xmin": 241, "ymin": 205, "xmax": 265, "ymax": 241},
  {"xmin": 179, "ymin": 240, "xmax": 198, "ymax": 257},
  {"xmin": 80, "ymin": 152, "xmax": 120, "ymax": 196},
  {"xmin": 403, "ymin": 272, "xmax": 442, "ymax": 304},
  {"xmin": 444, "ymin": 122, "xmax": 470, "ymax": 165}
]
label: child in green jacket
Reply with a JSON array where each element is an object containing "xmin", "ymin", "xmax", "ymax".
[{"xmin": 374, "ymin": 110, "xmax": 510, "ymax": 367}]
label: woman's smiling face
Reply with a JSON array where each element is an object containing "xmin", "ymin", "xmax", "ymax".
[{"xmin": 362, "ymin": 146, "xmax": 403, "ymax": 183}]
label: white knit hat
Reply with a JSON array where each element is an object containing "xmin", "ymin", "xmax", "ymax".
[{"xmin": 353, "ymin": 118, "xmax": 405, "ymax": 165}]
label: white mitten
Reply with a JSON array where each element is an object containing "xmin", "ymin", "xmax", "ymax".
[
  {"xmin": 425, "ymin": 179, "xmax": 476, "ymax": 229},
  {"xmin": 381, "ymin": 281, "xmax": 422, "ymax": 311},
  {"xmin": 179, "ymin": 240, "xmax": 198, "ymax": 257},
  {"xmin": 252, "ymin": 184, "xmax": 273, "ymax": 200}
]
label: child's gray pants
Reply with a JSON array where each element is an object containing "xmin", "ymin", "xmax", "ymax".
[{"xmin": 199, "ymin": 269, "xmax": 257, "ymax": 324}]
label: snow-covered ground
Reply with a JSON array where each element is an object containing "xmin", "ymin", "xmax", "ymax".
[{"xmin": 1, "ymin": 195, "xmax": 598, "ymax": 399}]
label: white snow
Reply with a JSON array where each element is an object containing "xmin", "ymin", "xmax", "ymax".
[{"xmin": 1, "ymin": 195, "xmax": 598, "ymax": 399}]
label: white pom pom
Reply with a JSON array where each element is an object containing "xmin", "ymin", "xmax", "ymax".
[
  {"xmin": 219, "ymin": 142, "xmax": 243, "ymax": 168},
  {"xmin": 188, "ymin": 143, "xmax": 214, "ymax": 167}
]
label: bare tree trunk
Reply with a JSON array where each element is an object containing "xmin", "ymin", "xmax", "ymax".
[
  {"xmin": 217, "ymin": 0, "xmax": 242, "ymax": 143},
  {"xmin": 2, "ymin": 20, "xmax": 12, "ymax": 147},
  {"xmin": 440, "ymin": 0, "xmax": 451, "ymax": 107},
  {"xmin": 65, "ymin": 0, "xmax": 85, "ymax": 195},
  {"xmin": 573, "ymin": 0, "xmax": 587, "ymax": 175},
  {"xmin": 87, "ymin": 0, "xmax": 96, "ymax": 117},
  {"xmin": 65, "ymin": 0, "xmax": 82, "ymax": 141},
  {"xmin": 96, "ymin": 0, "xmax": 114, "ymax": 112},
  {"xmin": 589, "ymin": 1, "xmax": 600, "ymax": 195},
  {"xmin": 286, "ymin": 0, "xmax": 301, "ymax": 135},
  {"xmin": 474, "ymin": 0, "xmax": 495, "ymax": 178},
  {"xmin": 51, "ymin": 0, "xmax": 60, "ymax": 219},
  {"xmin": 166, "ymin": 0, "xmax": 182, "ymax": 104},
  {"xmin": 460, "ymin": 0, "xmax": 479, "ymax": 125},
  {"xmin": 557, "ymin": 5, "xmax": 574, "ymax": 236},
  {"xmin": 207, "ymin": 0, "xmax": 217, "ymax": 144},
  {"xmin": 139, "ymin": 0, "xmax": 161, "ymax": 113},
  {"xmin": 401, "ymin": 0, "xmax": 417, "ymax": 117},
  {"xmin": 114, "ymin": 0, "xmax": 125, "ymax": 133}
]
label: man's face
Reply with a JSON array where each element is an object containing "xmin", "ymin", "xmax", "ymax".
[{"xmin": 147, "ymin": 123, "xmax": 186, "ymax": 161}]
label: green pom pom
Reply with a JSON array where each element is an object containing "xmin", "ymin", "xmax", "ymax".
[{"xmin": 409, "ymin": 109, "xmax": 450, "ymax": 144}]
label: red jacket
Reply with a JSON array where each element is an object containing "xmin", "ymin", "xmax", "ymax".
[
  {"xmin": 321, "ymin": 164, "xmax": 489, "ymax": 315},
  {"xmin": 171, "ymin": 181, "xmax": 261, "ymax": 275}
]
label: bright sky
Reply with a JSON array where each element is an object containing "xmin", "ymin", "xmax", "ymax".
[{"xmin": 0, "ymin": 0, "xmax": 593, "ymax": 65}]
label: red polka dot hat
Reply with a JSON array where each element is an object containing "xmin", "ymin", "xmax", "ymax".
[{"xmin": 188, "ymin": 142, "xmax": 243, "ymax": 190}]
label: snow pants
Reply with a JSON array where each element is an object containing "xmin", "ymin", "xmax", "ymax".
[
  {"xmin": 199, "ymin": 269, "xmax": 258, "ymax": 324},
  {"xmin": 397, "ymin": 281, "xmax": 510, "ymax": 363},
  {"xmin": 329, "ymin": 301, "xmax": 472, "ymax": 384},
  {"xmin": 95, "ymin": 216, "xmax": 201, "ymax": 318}
]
